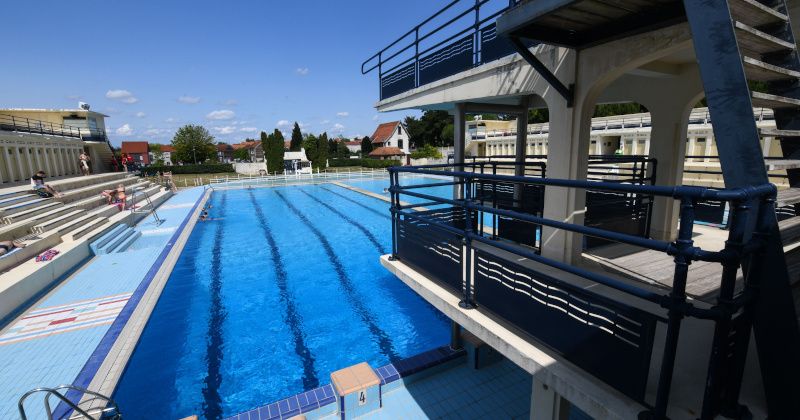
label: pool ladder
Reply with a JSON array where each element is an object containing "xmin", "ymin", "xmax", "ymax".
[
  {"xmin": 130, "ymin": 186, "xmax": 162, "ymax": 225},
  {"xmin": 18, "ymin": 384, "xmax": 121, "ymax": 420}
]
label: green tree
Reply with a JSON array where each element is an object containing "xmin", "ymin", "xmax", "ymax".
[
  {"xmin": 441, "ymin": 124, "xmax": 454, "ymax": 145},
  {"xmin": 290, "ymin": 122, "xmax": 303, "ymax": 151},
  {"xmin": 336, "ymin": 141, "xmax": 350, "ymax": 159},
  {"xmin": 304, "ymin": 134, "xmax": 319, "ymax": 169},
  {"xmin": 528, "ymin": 108, "xmax": 549, "ymax": 123},
  {"xmin": 405, "ymin": 111, "xmax": 453, "ymax": 147},
  {"xmin": 233, "ymin": 148, "xmax": 250, "ymax": 161},
  {"xmin": 171, "ymin": 124, "xmax": 216, "ymax": 164},
  {"xmin": 149, "ymin": 143, "xmax": 165, "ymax": 165},
  {"xmin": 360, "ymin": 136, "xmax": 372, "ymax": 155},
  {"xmin": 410, "ymin": 144, "xmax": 443, "ymax": 159},
  {"xmin": 316, "ymin": 132, "xmax": 329, "ymax": 169},
  {"xmin": 265, "ymin": 129, "xmax": 286, "ymax": 174}
]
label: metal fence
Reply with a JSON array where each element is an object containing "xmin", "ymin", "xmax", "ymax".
[
  {"xmin": 362, "ymin": 0, "xmax": 529, "ymax": 100},
  {"xmin": 0, "ymin": 114, "xmax": 106, "ymax": 140},
  {"xmin": 207, "ymin": 168, "xmax": 390, "ymax": 190},
  {"xmin": 388, "ymin": 164, "xmax": 776, "ymax": 418}
]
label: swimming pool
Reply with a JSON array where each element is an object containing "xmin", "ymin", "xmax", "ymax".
[{"xmin": 113, "ymin": 183, "xmax": 449, "ymax": 419}]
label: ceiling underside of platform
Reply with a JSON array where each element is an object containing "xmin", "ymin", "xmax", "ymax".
[{"xmin": 498, "ymin": 0, "xmax": 686, "ymax": 49}]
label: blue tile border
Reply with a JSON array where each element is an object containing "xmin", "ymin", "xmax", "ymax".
[
  {"xmin": 52, "ymin": 188, "xmax": 207, "ymax": 420},
  {"xmin": 222, "ymin": 345, "xmax": 465, "ymax": 420}
]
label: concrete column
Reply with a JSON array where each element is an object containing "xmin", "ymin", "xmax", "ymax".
[
  {"xmin": 515, "ymin": 116, "xmax": 528, "ymax": 176},
  {"xmin": 0, "ymin": 146, "xmax": 6, "ymax": 184},
  {"xmin": 34, "ymin": 145, "xmax": 43, "ymax": 173},
  {"xmin": 43, "ymin": 146, "xmax": 52, "ymax": 175},
  {"xmin": 23, "ymin": 146, "xmax": 34, "ymax": 176},
  {"xmin": 4, "ymin": 146, "xmax": 15, "ymax": 182},
  {"xmin": 529, "ymin": 377, "xmax": 568, "ymax": 420},
  {"xmin": 57, "ymin": 147, "xmax": 65, "ymax": 176},
  {"xmin": 687, "ymin": 137, "xmax": 696, "ymax": 161},
  {"xmin": 14, "ymin": 146, "xmax": 25, "ymax": 181},
  {"xmin": 453, "ymin": 103, "xmax": 466, "ymax": 199},
  {"xmin": 763, "ymin": 136, "xmax": 773, "ymax": 157}
]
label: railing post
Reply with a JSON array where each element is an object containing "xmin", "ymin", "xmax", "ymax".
[
  {"xmin": 460, "ymin": 174, "xmax": 475, "ymax": 309},
  {"xmin": 389, "ymin": 168, "xmax": 399, "ymax": 260},
  {"xmin": 474, "ymin": 0, "xmax": 481, "ymax": 67},
  {"xmin": 650, "ymin": 196, "xmax": 695, "ymax": 420},
  {"xmin": 414, "ymin": 27, "xmax": 420, "ymax": 89}
]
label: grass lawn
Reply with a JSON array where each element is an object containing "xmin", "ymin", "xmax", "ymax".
[{"xmin": 141, "ymin": 172, "xmax": 234, "ymax": 188}]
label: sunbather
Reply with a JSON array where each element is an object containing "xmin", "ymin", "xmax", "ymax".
[
  {"xmin": 101, "ymin": 184, "xmax": 126, "ymax": 204},
  {"xmin": 30, "ymin": 171, "xmax": 63, "ymax": 198},
  {"xmin": 0, "ymin": 240, "xmax": 26, "ymax": 256}
]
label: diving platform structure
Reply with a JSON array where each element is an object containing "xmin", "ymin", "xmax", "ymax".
[{"xmin": 363, "ymin": 0, "xmax": 800, "ymax": 419}]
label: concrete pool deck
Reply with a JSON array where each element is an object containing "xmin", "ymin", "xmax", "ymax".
[{"xmin": 0, "ymin": 186, "xmax": 207, "ymax": 419}]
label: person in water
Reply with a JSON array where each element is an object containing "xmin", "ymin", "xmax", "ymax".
[
  {"xmin": 30, "ymin": 171, "xmax": 63, "ymax": 197},
  {"xmin": 0, "ymin": 240, "xmax": 26, "ymax": 256}
]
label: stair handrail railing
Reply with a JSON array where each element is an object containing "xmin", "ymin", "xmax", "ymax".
[{"xmin": 18, "ymin": 384, "xmax": 120, "ymax": 420}]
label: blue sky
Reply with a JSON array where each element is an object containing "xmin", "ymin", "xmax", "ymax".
[{"xmin": 0, "ymin": 0, "xmax": 442, "ymax": 145}]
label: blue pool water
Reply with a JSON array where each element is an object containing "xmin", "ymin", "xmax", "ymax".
[{"xmin": 113, "ymin": 184, "xmax": 449, "ymax": 419}]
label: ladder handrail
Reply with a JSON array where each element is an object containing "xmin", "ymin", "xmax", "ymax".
[{"xmin": 18, "ymin": 384, "xmax": 119, "ymax": 420}]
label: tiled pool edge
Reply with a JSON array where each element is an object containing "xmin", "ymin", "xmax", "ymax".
[
  {"xmin": 223, "ymin": 345, "xmax": 466, "ymax": 420},
  {"xmin": 55, "ymin": 187, "xmax": 210, "ymax": 418}
]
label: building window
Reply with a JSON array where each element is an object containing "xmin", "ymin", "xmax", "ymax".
[
  {"xmin": 398, "ymin": 140, "xmax": 403, "ymax": 149},
  {"xmin": 397, "ymin": 126, "xmax": 401, "ymax": 135}
]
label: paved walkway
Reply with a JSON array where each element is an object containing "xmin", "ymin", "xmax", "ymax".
[{"xmin": 0, "ymin": 187, "xmax": 204, "ymax": 419}]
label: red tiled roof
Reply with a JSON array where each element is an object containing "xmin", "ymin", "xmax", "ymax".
[
  {"xmin": 369, "ymin": 146, "xmax": 404, "ymax": 157},
  {"xmin": 284, "ymin": 140, "xmax": 292, "ymax": 149},
  {"xmin": 232, "ymin": 141, "xmax": 261, "ymax": 150},
  {"xmin": 345, "ymin": 141, "xmax": 361, "ymax": 146},
  {"xmin": 121, "ymin": 141, "xmax": 149, "ymax": 154},
  {"xmin": 217, "ymin": 143, "xmax": 233, "ymax": 152},
  {"xmin": 161, "ymin": 145, "xmax": 175, "ymax": 152},
  {"xmin": 371, "ymin": 121, "xmax": 400, "ymax": 144}
]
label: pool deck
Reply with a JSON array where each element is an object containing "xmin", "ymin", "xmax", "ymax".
[{"xmin": 0, "ymin": 186, "xmax": 207, "ymax": 419}]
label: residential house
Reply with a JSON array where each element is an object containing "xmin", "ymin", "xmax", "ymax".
[
  {"xmin": 149, "ymin": 144, "xmax": 174, "ymax": 165},
  {"xmin": 217, "ymin": 143, "xmax": 234, "ymax": 163},
  {"xmin": 232, "ymin": 140, "xmax": 263, "ymax": 162},
  {"xmin": 368, "ymin": 121, "xmax": 409, "ymax": 161},
  {"xmin": 121, "ymin": 141, "xmax": 150, "ymax": 165}
]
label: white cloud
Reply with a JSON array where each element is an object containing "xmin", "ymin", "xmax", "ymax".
[
  {"xmin": 239, "ymin": 127, "xmax": 258, "ymax": 133},
  {"xmin": 178, "ymin": 95, "xmax": 201, "ymax": 104},
  {"xmin": 372, "ymin": 115, "xmax": 380, "ymax": 121},
  {"xmin": 206, "ymin": 109, "xmax": 235, "ymax": 120},
  {"xmin": 296, "ymin": 67, "xmax": 309, "ymax": 76},
  {"xmin": 145, "ymin": 128, "xmax": 172, "ymax": 136},
  {"xmin": 165, "ymin": 117, "xmax": 175, "ymax": 123},
  {"xmin": 212, "ymin": 126, "xmax": 237, "ymax": 135},
  {"xmin": 276, "ymin": 120, "xmax": 291, "ymax": 129},
  {"xmin": 331, "ymin": 123, "xmax": 345, "ymax": 133},
  {"xmin": 223, "ymin": 99, "xmax": 238, "ymax": 106},
  {"xmin": 106, "ymin": 89, "xmax": 138, "ymax": 104},
  {"xmin": 337, "ymin": 112, "xmax": 349, "ymax": 117},
  {"xmin": 135, "ymin": 111, "xmax": 146, "ymax": 118},
  {"xmin": 116, "ymin": 124, "xmax": 133, "ymax": 136}
]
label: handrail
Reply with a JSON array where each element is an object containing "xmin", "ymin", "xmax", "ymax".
[
  {"xmin": 18, "ymin": 384, "xmax": 120, "ymax": 420},
  {"xmin": 0, "ymin": 114, "xmax": 107, "ymax": 140}
]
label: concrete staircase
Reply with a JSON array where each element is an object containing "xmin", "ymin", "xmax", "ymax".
[{"xmin": 90, "ymin": 224, "xmax": 142, "ymax": 255}]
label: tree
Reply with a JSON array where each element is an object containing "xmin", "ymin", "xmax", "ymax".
[
  {"xmin": 441, "ymin": 124, "xmax": 454, "ymax": 145},
  {"xmin": 233, "ymin": 148, "xmax": 250, "ymax": 161},
  {"xmin": 360, "ymin": 136, "xmax": 372, "ymax": 155},
  {"xmin": 290, "ymin": 122, "xmax": 303, "ymax": 151},
  {"xmin": 304, "ymin": 134, "xmax": 319, "ymax": 169},
  {"xmin": 149, "ymin": 143, "xmax": 165, "ymax": 165},
  {"xmin": 336, "ymin": 141, "xmax": 350, "ymax": 159},
  {"xmin": 265, "ymin": 129, "xmax": 286, "ymax": 174},
  {"xmin": 404, "ymin": 111, "xmax": 453, "ymax": 147},
  {"xmin": 316, "ymin": 132, "xmax": 329, "ymax": 169},
  {"xmin": 410, "ymin": 144, "xmax": 442, "ymax": 159},
  {"xmin": 171, "ymin": 125, "xmax": 216, "ymax": 164}
]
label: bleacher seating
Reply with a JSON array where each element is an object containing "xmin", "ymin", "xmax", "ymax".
[{"xmin": 0, "ymin": 173, "xmax": 173, "ymax": 274}]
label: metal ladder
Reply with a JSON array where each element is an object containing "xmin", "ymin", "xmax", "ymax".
[
  {"xmin": 129, "ymin": 186, "xmax": 162, "ymax": 225},
  {"xmin": 18, "ymin": 385, "xmax": 121, "ymax": 420},
  {"xmin": 683, "ymin": 0, "xmax": 800, "ymax": 417}
]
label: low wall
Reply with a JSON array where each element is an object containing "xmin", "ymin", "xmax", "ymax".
[{"xmin": 233, "ymin": 162, "xmax": 268, "ymax": 175}]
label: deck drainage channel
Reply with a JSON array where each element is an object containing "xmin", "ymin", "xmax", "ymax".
[
  {"xmin": 247, "ymin": 190, "xmax": 319, "ymax": 390},
  {"xmin": 274, "ymin": 190, "xmax": 400, "ymax": 363}
]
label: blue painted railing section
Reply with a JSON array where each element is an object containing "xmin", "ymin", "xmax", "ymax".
[
  {"xmin": 387, "ymin": 164, "xmax": 776, "ymax": 418},
  {"xmin": 363, "ymin": 0, "xmax": 529, "ymax": 100}
]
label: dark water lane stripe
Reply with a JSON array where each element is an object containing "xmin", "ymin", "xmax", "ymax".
[
  {"xmin": 247, "ymin": 190, "xmax": 319, "ymax": 390},
  {"xmin": 298, "ymin": 189, "xmax": 387, "ymax": 255},
  {"xmin": 202, "ymin": 193, "xmax": 227, "ymax": 420},
  {"xmin": 319, "ymin": 186, "xmax": 390, "ymax": 220},
  {"xmin": 274, "ymin": 190, "xmax": 401, "ymax": 363}
]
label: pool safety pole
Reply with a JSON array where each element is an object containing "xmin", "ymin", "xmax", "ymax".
[{"xmin": 450, "ymin": 321, "xmax": 463, "ymax": 351}]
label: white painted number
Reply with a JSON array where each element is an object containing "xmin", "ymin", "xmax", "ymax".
[{"xmin": 358, "ymin": 390, "xmax": 367, "ymax": 406}]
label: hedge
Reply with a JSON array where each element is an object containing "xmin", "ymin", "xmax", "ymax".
[
  {"xmin": 328, "ymin": 158, "xmax": 401, "ymax": 168},
  {"xmin": 139, "ymin": 164, "xmax": 235, "ymax": 176}
]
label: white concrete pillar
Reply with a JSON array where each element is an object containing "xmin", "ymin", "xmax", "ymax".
[
  {"xmin": 33, "ymin": 145, "xmax": 43, "ymax": 173},
  {"xmin": 529, "ymin": 377, "xmax": 568, "ymax": 420},
  {"xmin": 515, "ymin": 116, "xmax": 528, "ymax": 176},
  {"xmin": 687, "ymin": 137, "xmax": 696, "ymax": 161},
  {"xmin": 763, "ymin": 136, "xmax": 773, "ymax": 157},
  {"xmin": 23, "ymin": 146, "xmax": 34, "ymax": 176},
  {"xmin": 3, "ymin": 146, "xmax": 15, "ymax": 182},
  {"xmin": 453, "ymin": 103, "xmax": 466, "ymax": 199},
  {"xmin": 14, "ymin": 146, "xmax": 25, "ymax": 181},
  {"xmin": 43, "ymin": 146, "xmax": 53, "ymax": 175},
  {"xmin": 57, "ymin": 147, "xmax": 65, "ymax": 176}
]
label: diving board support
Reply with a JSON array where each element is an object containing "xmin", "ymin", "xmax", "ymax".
[{"xmin": 509, "ymin": 37, "xmax": 573, "ymax": 107}]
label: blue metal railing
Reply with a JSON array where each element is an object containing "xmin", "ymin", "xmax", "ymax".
[
  {"xmin": 387, "ymin": 164, "xmax": 776, "ymax": 419},
  {"xmin": 361, "ymin": 0, "xmax": 525, "ymax": 100}
]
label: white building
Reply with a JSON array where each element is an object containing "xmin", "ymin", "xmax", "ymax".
[
  {"xmin": 284, "ymin": 149, "xmax": 312, "ymax": 174},
  {"xmin": 368, "ymin": 121, "xmax": 410, "ymax": 161}
]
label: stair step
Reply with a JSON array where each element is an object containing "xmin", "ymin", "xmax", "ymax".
[
  {"xmin": 780, "ymin": 215, "xmax": 800, "ymax": 245},
  {"xmin": 743, "ymin": 56, "xmax": 800, "ymax": 82},
  {"xmin": 777, "ymin": 188, "xmax": 800, "ymax": 207},
  {"xmin": 735, "ymin": 21, "xmax": 796, "ymax": 55},
  {"xmin": 32, "ymin": 209, "xmax": 86, "ymax": 234},
  {"xmin": 99, "ymin": 228, "xmax": 136, "ymax": 255},
  {"xmin": 112, "ymin": 230, "xmax": 141, "ymax": 253},
  {"xmin": 0, "ymin": 194, "xmax": 37, "ymax": 207},
  {"xmin": 751, "ymin": 91, "xmax": 800, "ymax": 109},
  {"xmin": 65, "ymin": 217, "xmax": 110, "ymax": 241},
  {"xmin": 47, "ymin": 213, "xmax": 97, "ymax": 235},
  {"xmin": 0, "ymin": 197, "xmax": 50, "ymax": 216},
  {"xmin": 1, "ymin": 202, "xmax": 62, "ymax": 224},
  {"xmin": 765, "ymin": 159, "xmax": 800, "ymax": 170},
  {"xmin": 729, "ymin": 0, "xmax": 788, "ymax": 27},
  {"xmin": 90, "ymin": 224, "xmax": 129, "ymax": 253},
  {"xmin": 759, "ymin": 127, "xmax": 800, "ymax": 137}
]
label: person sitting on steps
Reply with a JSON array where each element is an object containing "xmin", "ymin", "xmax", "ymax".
[{"xmin": 30, "ymin": 171, "xmax": 63, "ymax": 198}]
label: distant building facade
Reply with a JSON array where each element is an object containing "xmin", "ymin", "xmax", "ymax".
[
  {"xmin": 232, "ymin": 140, "xmax": 264, "ymax": 162},
  {"xmin": 121, "ymin": 141, "xmax": 150, "ymax": 165},
  {"xmin": 368, "ymin": 121, "xmax": 409, "ymax": 161}
]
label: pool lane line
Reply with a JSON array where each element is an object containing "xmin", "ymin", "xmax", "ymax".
[
  {"xmin": 202, "ymin": 193, "xmax": 227, "ymax": 420},
  {"xmin": 318, "ymin": 186, "xmax": 389, "ymax": 219},
  {"xmin": 247, "ymin": 190, "xmax": 319, "ymax": 390},
  {"xmin": 274, "ymin": 190, "xmax": 401, "ymax": 363},
  {"xmin": 298, "ymin": 189, "xmax": 387, "ymax": 255}
]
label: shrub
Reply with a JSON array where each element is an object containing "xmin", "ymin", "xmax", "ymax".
[
  {"xmin": 328, "ymin": 158, "xmax": 401, "ymax": 168},
  {"xmin": 410, "ymin": 144, "xmax": 442, "ymax": 159},
  {"xmin": 140, "ymin": 164, "xmax": 235, "ymax": 176}
]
